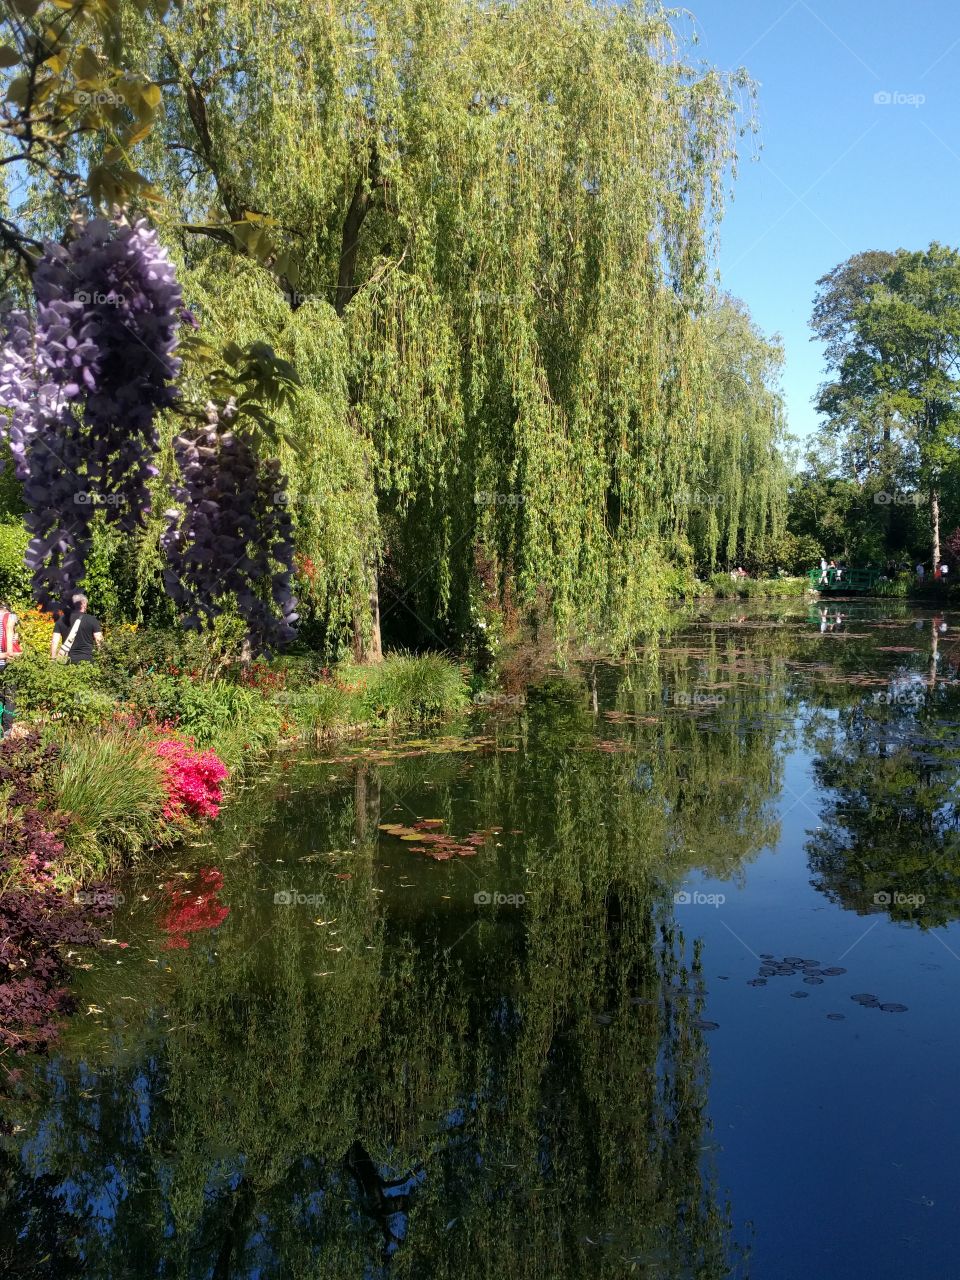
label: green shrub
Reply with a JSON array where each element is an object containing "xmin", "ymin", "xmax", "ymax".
[
  {"xmin": 10, "ymin": 649, "xmax": 118, "ymax": 725},
  {"xmin": 174, "ymin": 678, "xmax": 283, "ymax": 766},
  {"xmin": 701, "ymin": 573, "xmax": 807, "ymax": 599},
  {"xmin": 47, "ymin": 725, "xmax": 172, "ymax": 878},
  {"xmin": 342, "ymin": 652, "xmax": 469, "ymax": 725},
  {"xmin": 0, "ymin": 520, "xmax": 31, "ymax": 606},
  {"xmin": 98, "ymin": 626, "xmax": 185, "ymax": 684},
  {"xmin": 275, "ymin": 683, "xmax": 355, "ymax": 737},
  {"xmin": 873, "ymin": 572, "xmax": 912, "ymax": 598}
]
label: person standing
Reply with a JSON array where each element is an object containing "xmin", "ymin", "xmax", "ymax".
[
  {"xmin": 916, "ymin": 563, "xmax": 925, "ymax": 583},
  {"xmin": 48, "ymin": 600, "xmax": 71, "ymax": 661},
  {"xmin": 0, "ymin": 601, "xmax": 22, "ymax": 736},
  {"xmin": 51, "ymin": 594, "xmax": 103, "ymax": 663}
]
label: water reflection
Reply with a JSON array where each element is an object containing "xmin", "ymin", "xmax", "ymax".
[{"xmin": 4, "ymin": 604, "xmax": 960, "ymax": 1278}]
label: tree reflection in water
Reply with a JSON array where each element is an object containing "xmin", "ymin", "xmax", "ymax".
[{"xmin": 3, "ymin": 619, "xmax": 830, "ymax": 1279}]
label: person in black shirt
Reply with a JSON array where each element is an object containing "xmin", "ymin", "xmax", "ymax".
[{"xmin": 52, "ymin": 594, "xmax": 103, "ymax": 663}]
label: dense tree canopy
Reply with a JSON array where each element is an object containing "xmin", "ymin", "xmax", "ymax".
[
  {"xmin": 811, "ymin": 243, "xmax": 960, "ymax": 570},
  {"xmin": 1, "ymin": 0, "xmax": 790, "ymax": 655}
]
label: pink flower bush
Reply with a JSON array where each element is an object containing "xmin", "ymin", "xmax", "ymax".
[{"xmin": 154, "ymin": 738, "xmax": 229, "ymax": 822}]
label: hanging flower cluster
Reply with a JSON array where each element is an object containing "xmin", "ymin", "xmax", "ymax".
[
  {"xmin": 0, "ymin": 218, "xmax": 182, "ymax": 606},
  {"xmin": 0, "ymin": 217, "xmax": 298, "ymax": 652},
  {"xmin": 154, "ymin": 737, "xmax": 229, "ymax": 821},
  {"xmin": 162, "ymin": 408, "xmax": 298, "ymax": 654}
]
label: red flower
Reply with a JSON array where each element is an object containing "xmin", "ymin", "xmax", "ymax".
[{"xmin": 154, "ymin": 738, "xmax": 229, "ymax": 822}]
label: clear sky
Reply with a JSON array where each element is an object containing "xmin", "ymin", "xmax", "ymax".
[{"xmin": 679, "ymin": 0, "xmax": 959, "ymax": 448}]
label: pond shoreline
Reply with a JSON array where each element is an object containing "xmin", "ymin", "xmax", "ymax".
[{"xmin": 0, "ymin": 648, "xmax": 472, "ymax": 1058}]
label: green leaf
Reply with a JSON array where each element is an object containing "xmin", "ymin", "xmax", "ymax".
[{"xmin": 5, "ymin": 75, "xmax": 31, "ymax": 108}]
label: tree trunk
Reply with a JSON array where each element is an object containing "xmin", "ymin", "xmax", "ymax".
[
  {"xmin": 931, "ymin": 486, "xmax": 941, "ymax": 572},
  {"xmin": 352, "ymin": 565, "xmax": 383, "ymax": 664},
  {"xmin": 353, "ymin": 765, "xmax": 381, "ymax": 841},
  {"xmin": 930, "ymin": 618, "xmax": 939, "ymax": 689}
]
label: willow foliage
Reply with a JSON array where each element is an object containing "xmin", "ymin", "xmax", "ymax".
[{"xmin": 130, "ymin": 0, "xmax": 784, "ymax": 650}]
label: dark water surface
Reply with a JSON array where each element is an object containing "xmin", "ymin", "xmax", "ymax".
[{"xmin": 3, "ymin": 601, "xmax": 960, "ymax": 1279}]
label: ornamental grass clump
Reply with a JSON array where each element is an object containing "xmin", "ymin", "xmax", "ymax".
[
  {"xmin": 50, "ymin": 725, "xmax": 172, "ymax": 876},
  {"xmin": 338, "ymin": 653, "xmax": 470, "ymax": 725}
]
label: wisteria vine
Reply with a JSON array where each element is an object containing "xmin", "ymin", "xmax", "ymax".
[
  {"xmin": 0, "ymin": 216, "xmax": 298, "ymax": 651},
  {"xmin": 163, "ymin": 404, "xmax": 298, "ymax": 653},
  {"xmin": 0, "ymin": 218, "xmax": 181, "ymax": 605}
]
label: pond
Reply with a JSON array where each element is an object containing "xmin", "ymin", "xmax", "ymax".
[{"xmin": 3, "ymin": 600, "xmax": 960, "ymax": 1279}]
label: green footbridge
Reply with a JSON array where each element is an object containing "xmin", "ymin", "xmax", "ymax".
[{"xmin": 807, "ymin": 567, "xmax": 883, "ymax": 593}]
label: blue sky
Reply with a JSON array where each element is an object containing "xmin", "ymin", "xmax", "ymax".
[{"xmin": 680, "ymin": 0, "xmax": 959, "ymax": 448}]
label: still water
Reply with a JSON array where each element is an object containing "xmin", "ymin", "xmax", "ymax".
[{"xmin": 3, "ymin": 601, "xmax": 960, "ymax": 1279}]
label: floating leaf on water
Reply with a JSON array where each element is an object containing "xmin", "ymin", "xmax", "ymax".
[
  {"xmin": 879, "ymin": 1003, "xmax": 908, "ymax": 1013},
  {"xmin": 691, "ymin": 1018, "xmax": 719, "ymax": 1031},
  {"xmin": 820, "ymin": 967, "xmax": 846, "ymax": 976},
  {"xmin": 790, "ymin": 991, "xmax": 809, "ymax": 999},
  {"xmin": 803, "ymin": 976, "xmax": 824, "ymax": 985},
  {"xmin": 826, "ymin": 1013, "xmax": 846, "ymax": 1021},
  {"xmin": 851, "ymin": 993, "xmax": 879, "ymax": 1005},
  {"xmin": 783, "ymin": 956, "xmax": 805, "ymax": 964}
]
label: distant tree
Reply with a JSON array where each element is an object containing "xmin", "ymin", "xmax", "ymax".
[
  {"xmin": 811, "ymin": 250, "xmax": 898, "ymax": 367},
  {"xmin": 813, "ymin": 244, "xmax": 960, "ymax": 568}
]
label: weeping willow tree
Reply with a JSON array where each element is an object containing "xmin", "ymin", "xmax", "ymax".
[
  {"xmin": 682, "ymin": 294, "xmax": 788, "ymax": 572},
  {"xmin": 97, "ymin": 0, "xmax": 784, "ymax": 656}
]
